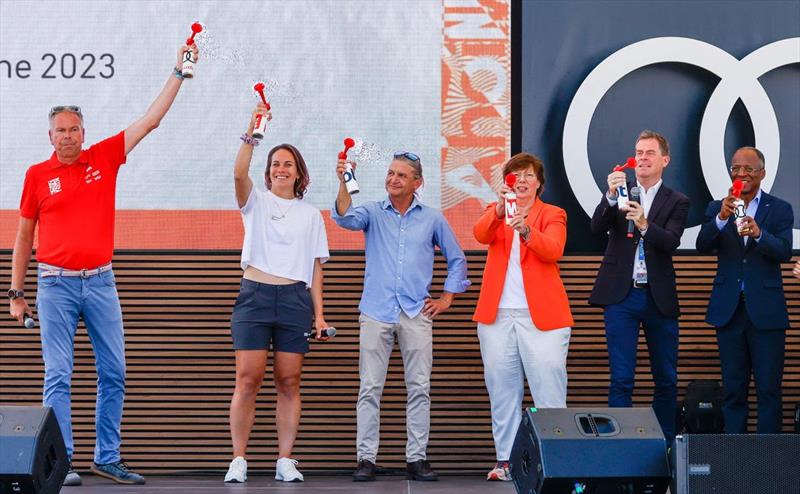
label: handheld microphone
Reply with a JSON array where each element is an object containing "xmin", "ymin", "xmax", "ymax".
[
  {"xmin": 627, "ymin": 186, "xmax": 641, "ymax": 239},
  {"xmin": 23, "ymin": 313, "xmax": 35, "ymax": 329},
  {"xmin": 305, "ymin": 327, "xmax": 336, "ymax": 341}
]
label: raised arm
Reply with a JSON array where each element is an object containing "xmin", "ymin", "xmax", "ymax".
[
  {"xmin": 234, "ymin": 104, "xmax": 270, "ymax": 208},
  {"xmin": 335, "ymin": 158, "xmax": 353, "ymax": 216},
  {"xmin": 124, "ymin": 43, "xmax": 199, "ymax": 155}
]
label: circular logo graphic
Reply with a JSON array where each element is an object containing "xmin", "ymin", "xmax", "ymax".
[{"xmin": 562, "ymin": 37, "xmax": 800, "ymax": 248}]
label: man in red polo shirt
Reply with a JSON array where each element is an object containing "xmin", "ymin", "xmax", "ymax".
[{"xmin": 8, "ymin": 42, "xmax": 199, "ymax": 487}]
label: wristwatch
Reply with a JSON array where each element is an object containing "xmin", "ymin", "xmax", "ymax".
[{"xmin": 7, "ymin": 289, "xmax": 24, "ymax": 300}]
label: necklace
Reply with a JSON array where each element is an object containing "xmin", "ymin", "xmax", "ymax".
[{"xmin": 270, "ymin": 195, "xmax": 296, "ymax": 221}]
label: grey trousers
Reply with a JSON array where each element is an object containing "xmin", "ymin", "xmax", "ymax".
[{"xmin": 356, "ymin": 312, "xmax": 433, "ymax": 463}]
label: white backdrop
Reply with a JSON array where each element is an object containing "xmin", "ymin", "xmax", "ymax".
[{"xmin": 0, "ymin": 0, "xmax": 443, "ymax": 210}]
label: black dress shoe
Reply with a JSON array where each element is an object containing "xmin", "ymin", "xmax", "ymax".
[
  {"xmin": 352, "ymin": 459, "xmax": 376, "ymax": 481},
  {"xmin": 406, "ymin": 460, "xmax": 438, "ymax": 481}
]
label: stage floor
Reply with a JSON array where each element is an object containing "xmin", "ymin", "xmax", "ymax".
[{"xmin": 62, "ymin": 475, "xmax": 516, "ymax": 493}]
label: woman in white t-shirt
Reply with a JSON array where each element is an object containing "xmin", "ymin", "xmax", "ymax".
[{"xmin": 224, "ymin": 103, "xmax": 330, "ymax": 483}]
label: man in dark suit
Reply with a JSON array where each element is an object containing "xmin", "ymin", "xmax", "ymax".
[
  {"xmin": 589, "ymin": 130, "xmax": 689, "ymax": 442},
  {"xmin": 696, "ymin": 146, "xmax": 793, "ymax": 433}
]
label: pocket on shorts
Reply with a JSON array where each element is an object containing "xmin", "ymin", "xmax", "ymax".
[
  {"xmin": 294, "ymin": 283, "xmax": 312, "ymax": 311},
  {"xmin": 233, "ymin": 280, "xmax": 257, "ymax": 308}
]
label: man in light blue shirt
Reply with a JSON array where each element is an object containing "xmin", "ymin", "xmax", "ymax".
[{"xmin": 333, "ymin": 152, "xmax": 469, "ymax": 482}]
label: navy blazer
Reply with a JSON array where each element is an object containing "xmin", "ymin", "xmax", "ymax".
[
  {"xmin": 696, "ymin": 190, "xmax": 794, "ymax": 330},
  {"xmin": 589, "ymin": 183, "xmax": 690, "ymax": 318},
  {"xmin": 696, "ymin": 191, "xmax": 793, "ymax": 330}
]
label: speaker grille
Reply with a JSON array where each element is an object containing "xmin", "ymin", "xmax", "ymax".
[{"xmin": 685, "ymin": 435, "xmax": 800, "ymax": 493}]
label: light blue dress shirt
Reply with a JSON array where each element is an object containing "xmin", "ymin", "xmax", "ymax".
[
  {"xmin": 332, "ymin": 197, "xmax": 470, "ymax": 323},
  {"xmin": 715, "ymin": 188, "xmax": 761, "ymax": 290}
]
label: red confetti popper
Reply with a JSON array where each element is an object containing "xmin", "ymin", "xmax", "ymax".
[
  {"xmin": 339, "ymin": 138, "xmax": 355, "ymax": 160},
  {"xmin": 253, "ymin": 82, "xmax": 271, "ymax": 111},
  {"xmin": 732, "ymin": 179, "xmax": 743, "ymax": 198},
  {"xmin": 340, "ymin": 137, "xmax": 359, "ymax": 195},
  {"xmin": 504, "ymin": 173, "xmax": 518, "ymax": 225},
  {"xmin": 187, "ymin": 22, "xmax": 203, "ymax": 45},
  {"xmin": 251, "ymin": 82, "xmax": 271, "ymax": 139},
  {"xmin": 614, "ymin": 157, "xmax": 637, "ymax": 172},
  {"xmin": 181, "ymin": 22, "xmax": 203, "ymax": 78}
]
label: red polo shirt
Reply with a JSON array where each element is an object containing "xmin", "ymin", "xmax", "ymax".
[{"xmin": 19, "ymin": 131, "xmax": 126, "ymax": 270}]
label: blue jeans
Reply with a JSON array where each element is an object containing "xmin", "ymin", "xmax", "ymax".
[
  {"xmin": 604, "ymin": 287, "xmax": 678, "ymax": 442},
  {"xmin": 36, "ymin": 269, "xmax": 125, "ymax": 464}
]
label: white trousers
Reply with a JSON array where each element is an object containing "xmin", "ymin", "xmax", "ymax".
[{"xmin": 478, "ymin": 308, "xmax": 570, "ymax": 461}]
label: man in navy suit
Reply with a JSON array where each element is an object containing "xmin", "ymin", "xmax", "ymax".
[
  {"xmin": 589, "ymin": 130, "xmax": 689, "ymax": 443},
  {"xmin": 696, "ymin": 146, "xmax": 794, "ymax": 433}
]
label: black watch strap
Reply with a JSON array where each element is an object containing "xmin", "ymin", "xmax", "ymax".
[{"xmin": 7, "ymin": 289, "xmax": 25, "ymax": 300}]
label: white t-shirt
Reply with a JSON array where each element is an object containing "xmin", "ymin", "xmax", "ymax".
[
  {"xmin": 240, "ymin": 187, "xmax": 329, "ymax": 287},
  {"xmin": 498, "ymin": 231, "xmax": 528, "ymax": 309}
]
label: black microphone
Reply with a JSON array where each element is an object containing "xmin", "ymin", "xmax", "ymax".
[
  {"xmin": 23, "ymin": 313, "xmax": 35, "ymax": 329},
  {"xmin": 627, "ymin": 186, "xmax": 641, "ymax": 239},
  {"xmin": 304, "ymin": 327, "xmax": 336, "ymax": 341}
]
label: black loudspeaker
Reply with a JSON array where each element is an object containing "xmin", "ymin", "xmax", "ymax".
[
  {"xmin": 0, "ymin": 406, "xmax": 68, "ymax": 494},
  {"xmin": 679, "ymin": 380, "xmax": 724, "ymax": 434},
  {"xmin": 509, "ymin": 407, "xmax": 670, "ymax": 494},
  {"xmin": 671, "ymin": 434, "xmax": 800, "ymax": 494}
]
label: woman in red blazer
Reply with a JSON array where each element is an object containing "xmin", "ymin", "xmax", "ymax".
[{"xmin": 472, "ymin": 153, "xmax": 574, "ymax": 481}]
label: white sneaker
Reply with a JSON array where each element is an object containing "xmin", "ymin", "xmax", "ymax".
[
  {"xmin": 224, "ymin": 456, "xmax": 247, "ymax": 483},
  {"xmin": 275, "ymin": 457, "xmax": 304, "ymax": 482}
]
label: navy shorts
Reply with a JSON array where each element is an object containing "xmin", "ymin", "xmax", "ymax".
[{"xmin": 230, "ymin": 279, "xmax": 313, "ymax": 353}]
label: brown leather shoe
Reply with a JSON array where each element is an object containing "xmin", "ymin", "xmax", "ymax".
[
  {"xmin": 352, "ymin": 459, "xmax": 376, "ymax": 482},
  {"xmin": 406, "ymin": 460, "xmax": 438, "ymax": 481}
]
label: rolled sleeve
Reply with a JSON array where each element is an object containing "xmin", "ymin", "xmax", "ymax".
[
  {"xmin": 331, "ymin": 202, "xmax": 370, "ymax": 231},
  {"xmin": 435, "ymin": 216, "xmax": 470, "ymax": 293}
]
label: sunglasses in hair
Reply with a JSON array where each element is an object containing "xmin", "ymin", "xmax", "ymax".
[
  {"xmin": 394, "ymin": 151, "xmax": 420, "ymax": 162},
  {"xmin": 49, "ymin": 105, "xmax": 82, "ymax": 118}
]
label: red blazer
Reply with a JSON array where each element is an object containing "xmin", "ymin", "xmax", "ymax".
[{"xmin": 472, "ymin": 199, "xmax": 574, "ymax": 330}]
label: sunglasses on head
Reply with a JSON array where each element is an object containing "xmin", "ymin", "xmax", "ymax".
[
  {"xmin": 49, "ymin": 105, "xmax": 82, "ymax": 118},
  {"xmin": 394, "ymin": 151, "xmax": 420, "ymax": 162}
]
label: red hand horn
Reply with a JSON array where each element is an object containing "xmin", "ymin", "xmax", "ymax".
[
  {"xmin": 613, "ymin": 157, "xmax": 637, "ymax": 172},
  {"xmin": 505, "ymin": 173, "xmax": 517, "ymax": 188},
  {"xmin": 186, "ymin": 22, "xmax": 203, "ymax": 45},
  {"xmin": 732, "ymin": 179, "xmax": 744, "ymax": 198},
  {"xmin": 253, "ymin": 82, "xmax": 271, "ymax": 111},
  {"xmin": 339, "ymin": 137, "xmax": 355, "ymax": 160}
]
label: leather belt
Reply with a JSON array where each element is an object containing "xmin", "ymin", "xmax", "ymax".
[
  {"xmin": 632, "ymin": 280, "xmax": 649, "ymax": 289},
  {"xmin": 39, "ymin": 263, "xmax": 112, "ymax": 279}
]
